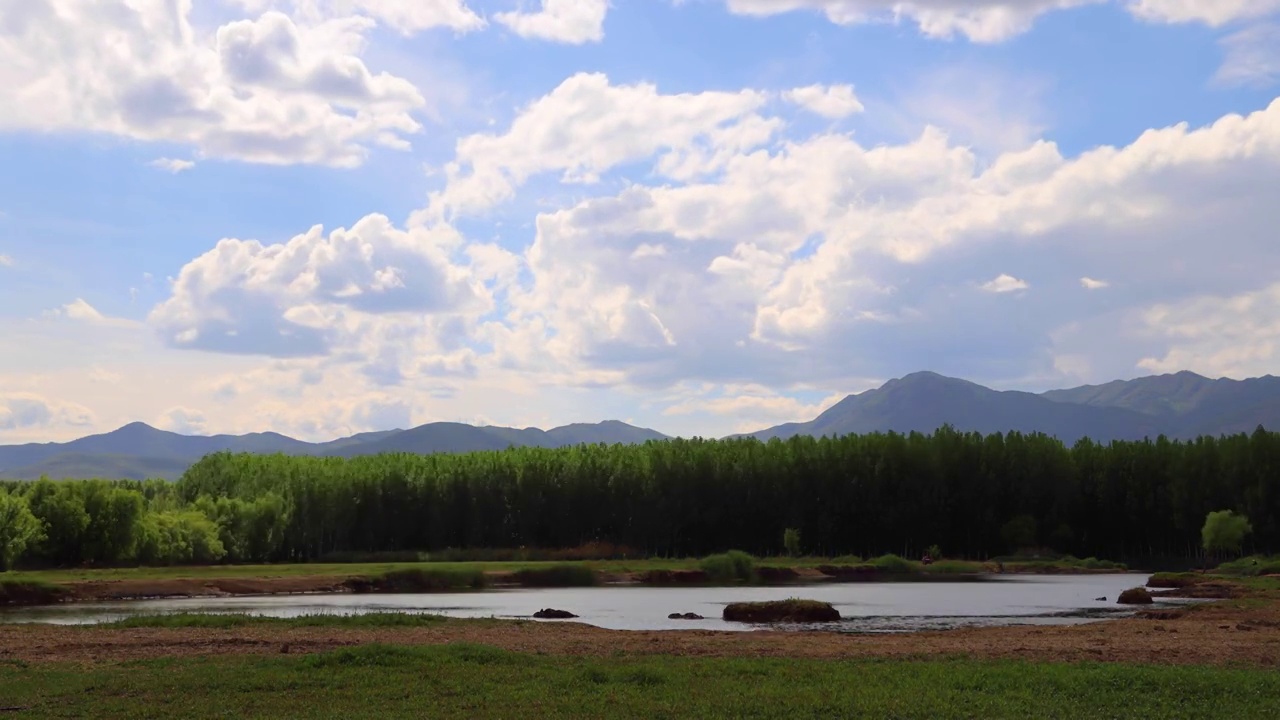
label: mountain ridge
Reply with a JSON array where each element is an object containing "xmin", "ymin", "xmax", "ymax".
[{"xmin": 4, "ymin": 370, "xmax": 1279, "ymax": 480}]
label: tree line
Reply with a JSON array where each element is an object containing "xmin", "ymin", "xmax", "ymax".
[{"xmin": 1, "ymin": 425, "xmax": 1277, "ymax": 569}]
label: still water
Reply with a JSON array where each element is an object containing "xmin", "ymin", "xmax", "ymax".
[{"xmin": 2, "ymin": 574, "xmax": 1185, "ymax": 633}]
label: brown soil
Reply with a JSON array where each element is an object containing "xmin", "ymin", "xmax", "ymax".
[
  {"xmin": 3, "ymin": 596, "xmax": 1280, "ymax": 667},
  {"xmin": 58, "ymin": 575, "xmax": 351, "ymax": 603}
]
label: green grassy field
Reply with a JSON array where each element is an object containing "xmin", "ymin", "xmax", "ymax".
[{"xmin": 0, "ymin": 645, "xmax": 1273, "ymax": 719}]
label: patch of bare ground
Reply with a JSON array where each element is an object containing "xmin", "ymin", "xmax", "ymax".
[
  {"xmin": 3, "ymin": 598, "xmax": 1280, "ymax": 668},
  {"xmin": 61, "ymin": 576, "xmax": 351, "ymax": 602}
]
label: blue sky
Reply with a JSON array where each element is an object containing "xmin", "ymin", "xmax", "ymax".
[{"xmin": 2, "ymin": 0, "xmax": 1280, "ymax": 443}]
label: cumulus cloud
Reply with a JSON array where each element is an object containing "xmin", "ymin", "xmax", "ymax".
[
  {"xmin": 471, "ymin": 76, "xmax": 1280, "ymax": 391},
  {"xmin": 227, "ymin": 0, "xmax": 487, "ymax": 34},
  {"xmin": 783, "ymin": 84, "xmax": 864, "ymax": 118},
  {"xmin": 44, "ymin": 299, "xmax": 142, "ymax": 329},
  {"xmin": 0, "ymin": 254, "xmax": 12, "ymax": 266},
  {"xmin": 981, "ymin": 274, "xmax": 1030, "ymax": 293},
  {"xmin": 495, "ymin": 0, "xmax": 608, "ymax": 44},
  {"xmin": 0, "ymin": 1, "xmax": 427, "ymax": 167},
  {"xmin": 149, "ymin": 214, "xmax": 488, "ymax": 361},
  {"xmin": 1080, "ymin": 277, "xmax": 1109, "ymax": 290},
  {"xmin": 0, "ymin": 393, "xmax": 94, "ymax": 431},
  {"xmin": 418, "ymin": 72, "xmax": 779, "ymax": 220},
  {"xmin": 149, "ymin": 157, "xmax": 196, "ymax": 173}
]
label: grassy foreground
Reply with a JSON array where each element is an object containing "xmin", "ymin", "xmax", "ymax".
[{"xmin": 0, "ymin": 644, "xmax": 1274, "ymax": 719}]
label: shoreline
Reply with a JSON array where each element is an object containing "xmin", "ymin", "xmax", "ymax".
[
  {"xmin": 2, "ymin": 564, "xmax": 1138, "ymax": 607},
  {"xmin": 0, "ymin": 591, "xmax": 1273, "ymax": 667}
]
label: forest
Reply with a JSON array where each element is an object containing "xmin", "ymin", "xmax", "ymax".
[{"xmin": 0, "ymin": 425, "xmax": 1277, "ymax": 569}]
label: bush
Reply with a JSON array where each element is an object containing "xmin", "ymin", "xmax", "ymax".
[
  {"xmin": 0, "ymin": 579, "xmax": 67, "ymax": 606},
  {"xmin": 1215, "ymin": 556, "xmax": 1280, "ymax": 577},
  {"xmin": 924, "ymin": 560, "xmax": 983, "ymax": 574},
  {"xmin": 637, "ymin": 569, "xmax": 709, "ymax": 585},
  {"xmin": 783, "ymin": 528, "xmax": 801, "ymax": 557},
  {"xmin": 871, "ymin": 554, "xmax": 917, "ymax": 574},
  {"xmin": 700, "ymin": 550, "xmax": 756, "ymax": 583},
  {"xmin": 508, "ymin": 564, "xmax": 599, "ymax": 587}
]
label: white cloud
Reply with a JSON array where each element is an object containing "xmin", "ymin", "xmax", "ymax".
[
  {"xmin": 1127, "ymin": 0, "xmax": 1280, "ymax": 26},
  {"xmin": 0, "ymin": 254, "xmax": 12, "ymax": 267},
  {"xmin": 981, "ymin": 274, "xmax": 1030, "ymax": 293},
  {"xmin": 417, "ymin": 72, "xmax": 778, "ymax": 220},
  {"xmin": 228, "ymin": 0, "xmax": 487, "ymax": 35},
  {"xmin": 156, "ymin": 406, "xmax": 209, "ymax": 435},
  {"xmin": 0, "ymin": 392, "xmax": 94, "ymax": 432},
  {"xmin": 495, "ymin": 0, "xmax": 608, "ymax": 44},
  {"xmin": 0, "ymin": 2, "xmax": 427, "ymax": 167},
  {"xmin": 1080, "ymin": 277, "xmax": 1109, "ymax": 290},
  {"xmin": 43, "ymin": 299, "xmax": 143, "ymax": 329},
  {"xmin": 1136, "ymin": 282, "xmax": 1280, "ymax": 378},
  {"xmin": 783, "ymin": 84, "xmax": 864, "ymax": 118},
  {"xmin": 148, "ymin": 214, "xmax": 488, "ymax": 363},
  {"xmin": 149, "ymin": 157, "xmax": 196, "ymax": 173},
  {"xmin": 1215, "ymin": 23, "xmax": 1280, "ymax": 87}
]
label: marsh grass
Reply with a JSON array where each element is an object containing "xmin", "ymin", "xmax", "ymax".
[{"xmin": 1, "ymin": 647, "xmax": 1277, "ymax": 719}]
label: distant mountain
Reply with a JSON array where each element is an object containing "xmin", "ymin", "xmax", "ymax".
[
  {"xmin": 5, "ymin": 370, "xmax": 1279, "ymax": 481},
  {"xmin": 1042, "ymin": 371, "xmax": 1280, "ymax": 438},
  {"xmin": 0, "ymin": 420, "xmax": 670, "ymax": 481},
  {"xmin": 744, "ymin": 371, "xmax": 1165, "ymax": 444}
]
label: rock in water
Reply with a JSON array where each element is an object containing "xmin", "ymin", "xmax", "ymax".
[
  {"xmin": 533, "ymin": 608, "xmax": 578, "ymax": 619},
  {"xmin": 1117, "ymin": 587, "xmax": 1154, "ymax": 605}
]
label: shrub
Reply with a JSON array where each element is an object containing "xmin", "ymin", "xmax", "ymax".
[
  {"xmin": 700, "ymin": 550, "xmax": 756, "ymax": 583},
  {"xmin": 871, "ymin": 554, "xmax": 917, "ymax": 574},
  {"xmin": 637, "ymin": 569, "xmax": 709, "ymax": 585},
  {"xmin": 0, "ymin": 578, "xmax": 67, "ymax": 606},
  {"xmin": 924, "ymin": 560, "xmax": 983, "ymax": 574}
]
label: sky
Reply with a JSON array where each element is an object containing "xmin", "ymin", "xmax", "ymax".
[{"xmin": 2, "ymin": 0, "xmax": 1280, "ymax": 444}]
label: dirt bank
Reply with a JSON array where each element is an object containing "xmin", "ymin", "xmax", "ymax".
[{"xmin": 1, "ymin": 598, "xmax": 1278, "ymax": 667}]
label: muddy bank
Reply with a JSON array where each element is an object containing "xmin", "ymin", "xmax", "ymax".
[{"xmin": 1, "ymin": 599, "xmax": 1277, "ymax": 667}]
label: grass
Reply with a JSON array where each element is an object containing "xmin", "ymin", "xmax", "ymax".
[
  {"xmin": 1215, "ymin": 556, "xmax": 1280, "ymax": 577},
  {"xmin": 101, "ymin": 612, "xmax": 453, "ymax": 630},
  {"xmin": 0, "ymin": 646, "xmax": 1277, "ymax": 718}
]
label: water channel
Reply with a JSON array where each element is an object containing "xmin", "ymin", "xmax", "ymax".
[{"xmin": 2, "ymin": 573, "xmax": 1190, "ymax": 632}]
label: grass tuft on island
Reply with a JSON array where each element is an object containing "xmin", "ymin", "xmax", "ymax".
[{"xmin": 723, "ymin": 599, "xmax": 841, "ymax": 623}]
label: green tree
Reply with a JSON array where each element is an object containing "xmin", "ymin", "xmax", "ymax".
[
  {"xmin": 0, "ymin": 492, "xmax": 43, "ymax": 571},
  {"xmin": 1202, "ymin": 510, "xmax": 1252, "ymax": 559},
  {"xmin": 783, "ymin": 528, "xmax": 801, "ymax": 557}
]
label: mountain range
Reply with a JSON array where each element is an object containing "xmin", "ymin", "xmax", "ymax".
[{"xmin": 2, "ymin": 370, "xmax": 1278, "ymax": 481}]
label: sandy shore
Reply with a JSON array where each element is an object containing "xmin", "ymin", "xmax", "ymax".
[{"xmin": 1, "ymin": 598, "xmax": 1277, "ymax": 667}]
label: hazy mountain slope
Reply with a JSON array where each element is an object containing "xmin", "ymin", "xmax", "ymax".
[
  {"xmin": 0, "ymin": 453, "xmax": 195, "ymax": 481},
  {"xmin": 1043, "ymin": 372, "xmax": 1280, "ymax": 437},
  {"xmin": 748, "ymin": 371, "xmax": 1165, "ymax": 444}
]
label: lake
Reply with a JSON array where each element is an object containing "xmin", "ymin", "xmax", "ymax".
[{"xmin": 1, "ymin": 573, "xmax": 1188, "ymax": 632}]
